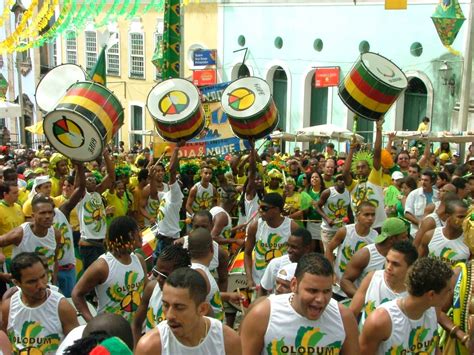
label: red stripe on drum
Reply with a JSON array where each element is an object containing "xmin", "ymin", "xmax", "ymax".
[
  {"xmin": 349, "ymin": 70, "xmax": 397, "ymax": 105},
  {"xmin": 67, "ymin": 87, "xmax": 121, "ymax": 126},
  {"xmin": 230, "ymin": 104, "xmax": 278, "ymax": 138},
  {"xmin": 154, "ymin": 111, "xmax": 203, "ymax": 134}
]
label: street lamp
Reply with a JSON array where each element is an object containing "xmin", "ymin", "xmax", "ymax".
[{"xmin": 439, "ymin": 61, "xmax": 456, "ymax": 96}]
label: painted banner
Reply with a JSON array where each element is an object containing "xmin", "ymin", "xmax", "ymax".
[{"xmin": 152, "ymin": 82, "xmax": 252, "ymax": 157}]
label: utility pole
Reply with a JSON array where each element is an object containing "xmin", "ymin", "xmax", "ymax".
[{"xmin": 16, "ymin": 53, "xmax": 25, "ymax": 145}]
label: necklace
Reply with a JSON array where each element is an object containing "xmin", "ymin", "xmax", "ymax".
[{"xmin": 198, "ymin": 318, "xmax": 209, "ymax": 345}]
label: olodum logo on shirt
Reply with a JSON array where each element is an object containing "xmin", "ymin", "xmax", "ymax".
[
  {"xmin": 9, "ymin": 321, "xmax": 61, "ymax": 354},
  {"xmin": 266, "ymin": 326, "xmax": 342, "ymax": 354}
]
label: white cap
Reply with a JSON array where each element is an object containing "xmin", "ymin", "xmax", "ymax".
[
  {"xmin": 469, "ymin": 156, "xmax": 474, "ymax": 162},
  {"xmin": 391, "ymin": 171, "xmax": 404, "ymax": 181},
  {"xmin": 276, "ymin": 263, "xmax": 297, "ymax": 282}
]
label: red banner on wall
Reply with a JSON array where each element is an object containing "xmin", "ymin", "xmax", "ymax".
[
  {"xmin": 314, "ymin": 67, "xmax": 340, "ymax": 88},
  {"xmin": 193, "ymin": 69, "xmax": 217, "ymax": 87}
]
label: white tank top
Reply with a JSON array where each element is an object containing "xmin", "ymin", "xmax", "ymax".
[
  {"xmin": 183, "ymin": 236, "xmax": 219, "ymax": 271},
  {"xmin": 264, "ymin": 294, "xmax": 345, "ymax": 354},
  {"xmin": 245, "ymin": 194, "xmax": 259, "ymax": 223},
  {"xmin": 333, "ymin": 224, "xmax": 377, "ymax": 297},
  {"xmin": 96, "ymin": 252, "xmax": 145, "ymax": 323},
  {"xmin": 158, "ymin": 316, "xmax": 225, "ymax": 355},
  {"xmin": 156, "ymin": 182, "xmax": 184, "ymax": 239},
  {"xmin": 321, "ymin": 187, "xmax": 351, "ymax": 232},
  {"xmin": 377, "ymin": 300, "xmax": 438, "ymax": 355},
  {"xmin": 13, "ymin": 223, "xmax": 56, "ymax": 275},
  {"xmin": 355, "ymin": 243, "xmax": 386, "ymax": 288},
  {"xmin": 53, "ymin": 208, "xmax": 75, "ymax": 266},
  {"xmin": 426, "ymin": 211, "xmax": 444, "ymax": 229},
  {"xmin": 252, "ymin": 217, "xmax": 292, "ymax": 284},
  {"xmin": 360, "ymin": 270, "xmax": 407, "ymax": 329},
  {"xmin": 191, "ymin": 262, "xmax": 224, "ymax": 322},
  {"xmin": 210, "ymin": 206, "xmax": 233, "ymax": 243},
  {"xmin": 428, "ymin": 227, "xmax": 469, "ymax": 266},
  {"xmin": 77, "ymin": 191, "xmax": 107, "ymax": 239},
  {"xmin": 8, "ymin": 289, "xmax": 64, "ymax": 355},
  {"xmin": 146, "ymin": 282, "xmax": 164, "ymax": 332},
  {"xmin": 192, "ymin": 182, "xmax": 215, "ymax": 213}
]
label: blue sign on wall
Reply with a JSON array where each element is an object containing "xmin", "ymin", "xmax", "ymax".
[{"xmin": 193, "ymin": 50, "xmax": 217, "ymax": 66}]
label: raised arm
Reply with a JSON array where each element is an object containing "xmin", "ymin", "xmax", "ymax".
[
  {"xmin": 168, "ymin": 141, "xmax": 184, "ymax": 185},
  {"xmin": 343, "ymin": 138, "xmax": 357, "ymax": 187},
  {"xmin": 373, "ymin": 119, "xmax": 383, "ymax": 171},
  {"xmin": 59, "ymin": 163, "xmax": 86, "ymax": 219},
  {"xmin": 96, "ymin": 149, "xmax": 115, "ymax": 194}
]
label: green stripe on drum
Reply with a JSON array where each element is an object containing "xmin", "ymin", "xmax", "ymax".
[
  {"xmin": 56, "ymin": 103, "xmax": 108, "ymax": 139},
  {"xmin": 338, "ymin": 87, "xmax": 382, "ymax": 121},
  {"xmin": 70, "ymin": 82, "xmax": 124, "ymax": 126},
  {"xmin": 354, "ymin": 62, "xmax": 401, "ymax": 96}
]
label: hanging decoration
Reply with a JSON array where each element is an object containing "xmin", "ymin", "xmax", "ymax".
[
  {"xmin": 431, "ymin": 0, "xmax": 465, "ymax": 56},
  {"xmin": 154, "ymin": 0, "xmax": 181, "ymax": 79},
  {"xmin": 0, "ymin": 0, "xmax": 16, "ymax": 29},
  {"xmin": 2, "ymin": 0, "xmax": 175, "ymax": 53}
]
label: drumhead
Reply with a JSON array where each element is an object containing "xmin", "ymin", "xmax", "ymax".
[
  {"xmin": 147, "ymin": 78, "xmax": 201, "ymax": 124},
  {"xmin": 43, "ymin": 109, "xmax": 104, "ymax": 162},
  {"xmin": 35, "ymin": 64, "xmax": 87, "ymax": 113},
  {"xmin": 221, "ymin": 77, "xmax": 272, "ymax": 118},
  {"xmin": 361, "ymin": 53, "xmax": 407, "ymax": 90}
]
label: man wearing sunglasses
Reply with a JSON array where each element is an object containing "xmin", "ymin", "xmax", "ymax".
[{"xmin": 244, "ymin": 193, "xmax": 300, "ymax": 288}]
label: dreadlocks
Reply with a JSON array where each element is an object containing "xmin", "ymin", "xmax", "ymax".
[
  {"xmin": 106, "ymin": 216, "xmax": 139, "ymax": 254},
  {"xmin": 158, "ymin": 244, "xmax": 191, "ymax": 269}
]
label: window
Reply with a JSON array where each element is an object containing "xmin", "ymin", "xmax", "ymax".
[
  {"xmin": 129, "ymin": 32, "xmax": 145, "ymax": 79},
  {"xmin": 107, "ymin": 32, "xmax": 120, "ymax": 76},
  {"xmin": 130, "ymin": 105, "xmax": 144, "ymax": 145},
  {"xmin": 65, "ymin": 31, "xmax": 77, "ymax": 64},
  {"xmin": 84, "ymin": 31, "xmax": 97, "ymax": 71},
  {"xmin": 154, "ymin": 31, "xmax": 163, "ymax": 80},
  {"xmin": 52, "ymin": 40, "xmax": 57, "ymax": 67}
]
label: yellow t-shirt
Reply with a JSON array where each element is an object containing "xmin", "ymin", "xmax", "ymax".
[
  {"xmin": 18, "ymin": 187, "xmax": 28, "ymax": 206},
  {"xmin": 50, "ymin": 176, "xmax": 62, "ymax": 197},
  {"xmin": 265, "ymin": 187, "xmax": 284, "ymax": 196},
  {"xmin": 284, "ymin": 192, "xmax": 301, "ymax": 214},
  {"xmin": 0, "ymin": 200, "xmax": 25, "ymax": 260},
  {"xmin": 417, "ymin": 122, "xmax": 429, "ymax": 132},
  {"xmin": 322, "ymin": 175, "xmax": 335, "ymax": 188},
  {"xmin": 102, "ymin": 190, "xmax": 129, "ymax": 218},
  {"xmin": 381, "ymin": 173, "xmax": 392, "ymax": 189}
]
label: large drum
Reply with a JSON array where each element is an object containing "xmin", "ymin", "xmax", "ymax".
[
  {"xmin": 43, "ymin": 81, "xmax": 124, "ymax": 161},
  {"xmin": 338, "ymin": 52, "xmax": 408, "ymax": 121},
  {"xmin": 227, "ymin": 251, "xmax": 255, "ymax": 311},
  {"xmin": 36, "ymin": 64, "xmax": 124, "ymax": 162},
  {"xmin": 147, "ymin": 78, "xmax": 205, "ymax": 142},
  {"xmin": 221, "ymin": 77, "xmax": 279, "ymax": 140}
]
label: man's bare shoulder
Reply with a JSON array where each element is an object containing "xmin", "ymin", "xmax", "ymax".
[{"xmin": 135, "ymin": 328, "xmax": 162, "ymax": 355}]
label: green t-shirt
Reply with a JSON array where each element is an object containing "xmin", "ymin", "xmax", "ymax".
[{"xmin": 306, "ymin": 188, "xmax": 322, "ymax": 222}]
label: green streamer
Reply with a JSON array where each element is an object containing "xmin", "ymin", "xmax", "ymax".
[{"xmin": 126, "ymin": 0, "xmax": 142, "ymax": 20}]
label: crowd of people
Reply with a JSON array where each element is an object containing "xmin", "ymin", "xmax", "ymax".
[{"xmin": 0, "ymin": 119, "xmax": 473, "ymax": 354}]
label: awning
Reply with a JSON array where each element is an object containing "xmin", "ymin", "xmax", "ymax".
[
  {"xmin": 297, "ymin": 124, "xmax": 364, "ymax": 142},
  {"xmin": 0, "ymin": 101, "xmax": 21, "ymax": 118}
]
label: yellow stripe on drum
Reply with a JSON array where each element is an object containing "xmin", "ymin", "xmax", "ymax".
[
  {"xmin": 155, "ymin": 113, "xmax": 203, "ymax": 140},
  {"xmin": 231, "ymin": 110, "xmax": 278, "ymax": 137},
  {"xmin": 344, "ymin": 76, "xmax": 391, "ymax": 114},
  {"xmin": 60, "ymin": 95, "xmax": 115, "ymax": 141}
]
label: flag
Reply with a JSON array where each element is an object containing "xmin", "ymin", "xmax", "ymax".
[
  {"xmin": 385, "ymin": 0, "xmax": 407, "ymax": 9},
  {"xmin": 89, "ymin": 45, "xmax": 107, "ymax": 86}
]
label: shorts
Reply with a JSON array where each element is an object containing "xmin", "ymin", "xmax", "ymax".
[
  {"xmin": 321, "ymin": 229, "xmax": 337, "ymax": 245},
  {"xmin": 307, "ymin": 222, "xmax": 322, "ymax": 240}
]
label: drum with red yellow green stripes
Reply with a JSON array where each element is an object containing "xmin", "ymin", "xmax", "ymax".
[
  {"xmin": 43, "ymin": 81, "xmax": 124, "ymax": 161},
  {"xmin": 338, "ymin": 52, "xmax": 408, "ymax": 121},
  {"xmin": 146, "ymin": 78, "xmax": 205, "ymax": 142},
  {"xmin": 221, "ymin": 77, "xmax": 279, "ymax": 140}
]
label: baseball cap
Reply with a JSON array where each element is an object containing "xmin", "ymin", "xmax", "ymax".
[
  {"xmin": 276, "ymin": 263, "xmax": 297, "ymax": 282},
  {"xmin": 374, "ymin": 218, "xmax": 407, "ymax": 244},
  {"xmin": 391, "ymin": 171, "xmax": 404, "ymax": 181},
  {"xmin": 260, "ymin": 193, "xmax": 284, "ymax": 210}
]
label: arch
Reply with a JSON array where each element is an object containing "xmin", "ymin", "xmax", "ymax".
[
  {"xmin": 393, "ymin": 70, "xmax": 433, "ymax": 131},
  {"xmin": 231, "ymin": 62, "xmax": 252, "ymax": 80},
  {"xmin": 265, "ymin": 61, "xmax": 292, "ymax": 133}
]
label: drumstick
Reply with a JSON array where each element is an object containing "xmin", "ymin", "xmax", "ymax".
[{"xmin": 236, "ymin": 287, "xmax": 246, "ymax": 316}]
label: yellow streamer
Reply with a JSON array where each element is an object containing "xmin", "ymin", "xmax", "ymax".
[
  {"xmin": 0, "ymin": 0, "xmax": 40, "ymax": 52},
  {"xmin": 0, "ymin": 0, "xmax": 16, "ymax": 28},
  {"xmin": 446, "ymin": 44, "xmax": 461, "ymax": 56},
  {"xmin": 20, "ymin": 0, "xmax": 59, "ymax": 42}
]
